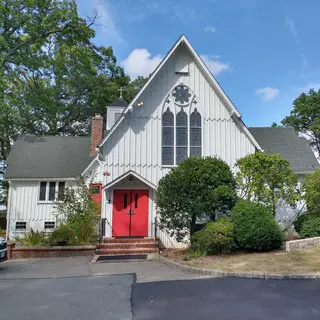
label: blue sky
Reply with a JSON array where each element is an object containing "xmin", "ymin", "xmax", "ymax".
[{"xmin": 75, "ymin": 0, "xmax": 320, "ymax": 127}]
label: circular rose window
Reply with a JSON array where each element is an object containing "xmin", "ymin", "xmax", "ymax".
[{"xmin": 172, "ymin": 85, "xmax": 192, "ymax": 106}]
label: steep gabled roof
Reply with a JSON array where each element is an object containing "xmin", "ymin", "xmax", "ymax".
[
  {"xmin": 98, "ymin": 35, "xmax": 262, "ymax": 150},
  {"xmin": 249, "ymin": 127, "xmax": 319, "ymax": 173},
  {"xmin": 5, "ymin": 135, "xmax": 91, "ymax": 179}
]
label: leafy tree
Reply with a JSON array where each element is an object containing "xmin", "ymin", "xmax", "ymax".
[
  {"xmin": 303, "ymin": 169, "xmax": 320, "ymax": 214},
  {"xmin": 55, "ymin": 177, "xmax": 98, "ymax": 244},
  {"xmin": 271, "ymin": 122, "xmax": 279, "ymax": 127},
  {"xmin": 0, "ymin": 0, "xmax": 146, "ymax": 161},
  {"xmin": 157, "ymin": 157, "xmax": 237, "ymax": 242},
  {"xmin": 236, "ymin": 152, "xmax": 301, "ymax": 215},
  {"xmin": 282, "ymin": 89, "xmax": 320, "ymax": 157}
]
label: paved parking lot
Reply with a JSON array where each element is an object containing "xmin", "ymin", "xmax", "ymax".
[
  {"xmin": 1, "ymin": 257, "xmax": 320, "ymax": 320},
  {"xmin": 0, "ymin": 275, "xmax": 133, "ymax": 320}
]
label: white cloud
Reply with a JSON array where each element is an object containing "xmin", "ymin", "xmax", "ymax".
[
  {"xmin": 204, "ymin": 26, "xmax": 216, "ymax": 33},
  {"xmin": 121, "ymin": 49, "xmax": 162, "ymax": 79},
  {"xmin": 255, "ymin": 87, "xmax": 280, "ymax": 101},
  {"xmin": 122, "ymin": 50, "xmax": 230, "ymax": 79},
  {"xmin": 200, "ymin": 55, "xmax": 230, "ymax": 76}
]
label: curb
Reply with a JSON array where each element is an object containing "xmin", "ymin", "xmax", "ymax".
[{"xmin": 159, "ymin": 255, "xmax": 320, "ymax": 280}]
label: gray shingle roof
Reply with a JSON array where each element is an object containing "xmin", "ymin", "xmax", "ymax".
[
  {"xmin": 249, "ymin": 127, "xmax": 319, "ymax": 173},
  {"xmin": 109, "ymin": 97, "xmax": 128, "ymax": 108},
  {"xmin": 5, "ymin": 136, "xmax": 91, "ymax": 179}
]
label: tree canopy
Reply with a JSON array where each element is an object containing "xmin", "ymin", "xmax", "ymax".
[
  {"xmin": 303, "ymin": 169, "xmax": 320, "ymax": 215},
  {"xmin": 235, "ymin": 152, "xmax": 301, "ymax": 215},
  {"xmin": 0, "ymin": 0, "xmax": 146, "ymax": 160},
  {"xmin": 157, "ymin": 157, "xmax": 237, "ymax": 242},
  {"xmin": 282, "ymin": 89, "xmax": 320, "ymax": 158}
]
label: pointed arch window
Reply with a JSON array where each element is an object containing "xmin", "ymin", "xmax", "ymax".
[
  {"xmin": 162, "ymin": 107, "xmax": 174, "ymax": 165},
  {"xmin": 190, "ymin": 108, "xmax": 202, "ymax": 158},
  {"xmin": 176, "ymin": 108, "xmax": 188, "ymax": 164}
]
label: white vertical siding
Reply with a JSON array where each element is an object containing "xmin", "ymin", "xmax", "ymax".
[
  {"xmin": 7, "ymin": 180, "xmax": 72, "ymax": 239},
  {"xmin": 99, "ymin": 45, "xmax": 257, "ymax": 247},
  {"xmin": 103, "ymin": 45, "xmax": 256, "ymax": 186}
]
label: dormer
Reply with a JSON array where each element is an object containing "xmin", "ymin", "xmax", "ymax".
[{"xmin": 106, "ymin": 97, "xmax": 128, "ymax": 130}]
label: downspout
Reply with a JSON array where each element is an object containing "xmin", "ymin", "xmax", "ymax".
[{"xmin": 5, "ymin": 181, "xmax": 11, "ymax": 241}]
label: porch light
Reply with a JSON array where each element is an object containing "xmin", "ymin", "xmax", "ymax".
[{"xmin": 137, "ymin": 101, "xmax": 144, "ymax": 107}]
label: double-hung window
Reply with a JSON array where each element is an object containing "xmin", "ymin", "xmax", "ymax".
[{"xmin": 39, "ymin": 181, "xmax": 65, "ymax": 202}]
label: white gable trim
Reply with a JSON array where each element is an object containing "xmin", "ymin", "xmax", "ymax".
[
  {"xmin": 102, "ymin": 170, "xmax": 157, "ymax": 191},
  {"xmin": 98, "ymin": 35, "xmax": 262, "ymax": 151},
  {"xmin": 81, "ymin": 155, "xmax": 101, "ymax": 176}
]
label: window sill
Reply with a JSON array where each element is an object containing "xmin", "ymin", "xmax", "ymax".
[
  {"xmin": 161, "ymin": 165, "xmax": 177, "ymax": 169},
  {"xmin": 38, "ymin": 201, "xmax": 63, "ymax": 205}
]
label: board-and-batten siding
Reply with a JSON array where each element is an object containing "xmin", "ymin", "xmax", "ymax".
[
  {"xmin": 7, "ymin": 181, "xmax": 69, "ymax": 238},
  {"xmin": 103, "ymin": 45, "xmax": 256, "ymax": 186}
]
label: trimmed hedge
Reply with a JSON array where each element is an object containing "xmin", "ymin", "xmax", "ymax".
[
  {"xmin": 231, "ymin": 200, "xmax": 283, "ymax": 251},
  {"xmin": 191, "ymin": 217, "xmax": 236, "ymax": 255},
  {"xmin": 294, "ymin": 214, "xmax": 320, "ymax": 239}
]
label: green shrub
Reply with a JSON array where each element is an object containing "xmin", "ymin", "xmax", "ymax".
[
  {"xmin": 294, "ymin": 214, "xmax": 312, "ymax": 234},
  {"xmin": 157, "ymin": 157, "xmax": 237, "ymax": 242},
  {"xmin": 231, "ymin": 200, "xmax": 283, "ymax": 251},
  {"xmin": 191, "ymin": 218, "xmax": 236, "ymax": 255},
  {"xmin": 48, "ymin": 224, "xmax": 78, "ymax": 246},
  {"xmin": 15, "ymin": 229, "xmax": 47, "ymax": 246},
  {"xmin": 295, "ymin": 214, "xmax": 320, "ymax": 238},
  {"xmin": 68, "ymin": 214, "xmax": 98, "ymax": 244}
]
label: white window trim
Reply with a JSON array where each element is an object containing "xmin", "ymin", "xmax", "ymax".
[{"xmin": 37, "ymin": 181, "xmax": 65, "ymax": 204}]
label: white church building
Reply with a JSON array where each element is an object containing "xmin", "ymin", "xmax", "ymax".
[{"xmin": 4, "ymin": 35, "xmax": 319, "ymax": 246}]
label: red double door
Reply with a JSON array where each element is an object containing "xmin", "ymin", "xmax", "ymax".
[{"xmin": 112, "ymin": 190, "xmax": 149, "ymax": 237}]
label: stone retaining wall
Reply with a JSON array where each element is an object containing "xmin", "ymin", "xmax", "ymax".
[
  {"xmin": 286, "ymin": 237, "xmax": 320, "ymax": 252},
  {"xmin": 7, "ymin": 242, "xmax": 96, "ymax": 259}
]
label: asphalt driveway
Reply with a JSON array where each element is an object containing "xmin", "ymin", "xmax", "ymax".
[
  {"xmin": 1, "ymin": 257, "xmax": 320, "ymax": 319},
  {"xmin": 132, "ymin": 277, "xmax": 320, "ymax": 320},
  {"xmin": 0, "ymin": 275, "xmax": 133, "ymax": 320}
]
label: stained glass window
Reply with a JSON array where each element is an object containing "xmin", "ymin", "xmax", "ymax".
[
  {"xmin": 176, "ymin": 108, "xmax": 188, "ymax": 164},
  {"xmin": 162, "ymin": 103, "xmax": 202, "ymax": 165},
  {"xmin": 190, "ymin": 108, "xmax": 202, "ymax": 158},
  {"xmin": 162, "ymin": 108, "xmax": 174, "ymax": 165}
]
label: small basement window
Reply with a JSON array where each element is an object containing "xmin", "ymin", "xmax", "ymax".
[
  {"xmin": 44, "ymin": 221, "xmax": 55, "ymax": 229},
  {"xmin": 15, "ymin": 222, "xmax": 27, "ymax": 230}
]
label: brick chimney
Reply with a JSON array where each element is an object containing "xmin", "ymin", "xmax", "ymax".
[{"xmin": 90, "ymin": 114, "xmax": 103, "ymax": 158}]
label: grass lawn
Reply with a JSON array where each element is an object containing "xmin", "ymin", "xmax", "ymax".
[{"xmin": 164, "ymin": 248, "xmax": 320, "ymax": 274}]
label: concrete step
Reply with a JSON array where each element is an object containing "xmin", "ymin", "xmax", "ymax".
[
  {"xmin": 97, "ymin": 243, "xmax": 157, "ymax": 249},
  {"xmin": 95, "ymin": 248, "xmax": 158, "ymax": 255},
  {"xmin": 102, "ymin": 237, "xmax": 157, "ymax": 244}
]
